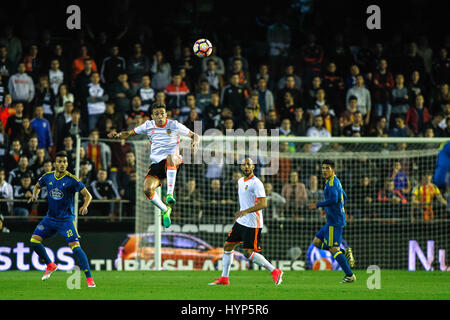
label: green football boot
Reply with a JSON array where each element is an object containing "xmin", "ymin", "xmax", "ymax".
[
  {"xmin": 166, "ymin": 193, "xmax": 176, "ymax": 205},
  {"xmin": 161, "ymin": 206, "xmax": 172, "ymax": 228}
]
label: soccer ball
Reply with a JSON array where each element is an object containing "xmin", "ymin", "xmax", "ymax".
[{"xmin": 193, "ymin": 39, "xmax": 213, "ymax": 58}]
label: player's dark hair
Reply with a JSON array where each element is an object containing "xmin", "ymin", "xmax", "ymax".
[
  {"xmin": 55, "ymin": 151, "xmax": 68, "ymax": 159},
  {"xmin": 151, "ymin": 102, "xmax": 166, "ymax": 113},
  {"xmin": 322, "ymin": 159, "xmax": 335, "ymax": 169}
]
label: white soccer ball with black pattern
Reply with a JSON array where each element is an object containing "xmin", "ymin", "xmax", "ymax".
[{"xmin": 193, "ymin": 39, "xmax": 213, "ymax": 58}]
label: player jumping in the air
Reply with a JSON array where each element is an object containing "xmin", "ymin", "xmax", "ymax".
[
  {"xmin": 29, "ymin": 151, "xmax": 95, "ymax": 287},
  {"xmin": 209, "ymin": 158, "xmax": 283, "ymax": 286},
  {"xmin": 107, "ymin": 102, "xmax": 199, "ymax": 228},
  {"xmin": 308, "ymin": 159, "xmax": 356, "ymax": 283}
]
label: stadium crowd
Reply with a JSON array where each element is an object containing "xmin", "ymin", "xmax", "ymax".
[{"xmin": 0, "ymin": 2, "xmax": 449, "ymax": 222}]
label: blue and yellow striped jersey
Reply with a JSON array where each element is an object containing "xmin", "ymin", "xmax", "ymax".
[
  {"xmin": 38, "ymin": 171, "xmax": 86, "ymax": 220},
  {"xmin": 317, "ymin": 174, "xmax": 347, "ymax": 227}
]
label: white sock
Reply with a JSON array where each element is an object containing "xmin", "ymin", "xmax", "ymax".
[
  {"xmin": 166, "ymin": 166, "xmax": 177, "ymax": 195},
  {"xmin": 250, "ymin": 252, "xmax": 276, "ymax": 272},
  {"xmin": 147, "ymin": 191, "xmax": 167, "ymax": 212},
  {"xmin": 221, "ymin": 250, "xmax": 234, "ymax": 278}
]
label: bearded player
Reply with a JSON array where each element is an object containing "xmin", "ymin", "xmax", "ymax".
[
  {"xmin": 107, "ymin": 103, "xmax": 199, "ymax": 228},
  {"xmin": 308, "ymin": 159, "xmax": 356, "ymax": 283},
  {"xmin": 209, "ymin": 158, "xmax": 283, "ymax": 286}
]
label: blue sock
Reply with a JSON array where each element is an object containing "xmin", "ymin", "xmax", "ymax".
[
  {"xmin": 30, "ymin": 241, "xmax": 52, "ymax": 265},
  {"xmin": 333, "ymin": 251, "xmax": 353, "ymax": 276},
  {"xmin": 72, "ymin": 246, "xmax": 92, "ymax": 278}
]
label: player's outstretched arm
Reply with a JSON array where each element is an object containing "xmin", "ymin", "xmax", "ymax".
[
  {"xmin": 79, "ymin": 188, "xmax": 92, "ymax": 215},
  {"xmin": 107, "ymin": 129, "xmax": 136, "ymax": 140},
  {"xmin": 28, "ymin": 183, "xmax": 42, "ymax": 203},
  {"xmin": 188, "ymin": 131, "xmax": 200, "ymax": 149}
]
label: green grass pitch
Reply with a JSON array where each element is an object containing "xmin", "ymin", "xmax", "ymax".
[{"xmin": 1, "ymin": 270, "xmax": 449, "ymax": 300}]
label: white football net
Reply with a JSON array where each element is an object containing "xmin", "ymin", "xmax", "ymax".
[{"xmin": 130, "ymin": 135, "xmax": 450, "ymax": 271}]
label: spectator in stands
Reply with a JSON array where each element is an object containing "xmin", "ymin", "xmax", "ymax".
[
  {"xmin": 408, "ymin": 70, "xmax": 428, "ymax": 104},
  {"xmin": 228, "ymin": 58, "xmax": 250, "ymax": 91},
  {"xmin": 339, "ymin": 95, "xmax": 358, "ymax": 129},
  {"xmin": 227, "ymin": 44, "xmax": 249, "ymax": 72},
  {"xmin": 54, "ymin": 84, "xmax": 74, "ymax": 117},
  {"xmin": 0, "ymin": 26, "xmax": 22, "ymax": 72},
  {"xmin": 23, "ymin": 44, "xmax": 42, "ymax": 82},
  {"xmin": 0, "ymin": 94, "xmax": 14, "ymax": 128},
  {"xmin": 178, "ymin": 178, "xmax": 203, "ymax": 218},
  {"xmin": 431, "ymin": 48, "xmax": 450, "ymax": 86},
  {"xmin": 24, "ymin": 135, "xmax": 39, "ymax": 166},
  {"xmin": 351, "ymin": 176, "xmax": 376, "ymax": 219},
  {"xmin": 30, "ymin": 148, "xmax": 48, "ymax": 177},
  {"xmin": 238, "ymin": 106, "xmax": 258, "ymax": 131},
  {"xmin": 301, "ymin": 33, "xmax": 323, "ymax": 86},
  {"xmin": 254, "ymin": 63, "xmax": 274, "ymax": 92},
  {"xmin": 278, "ymin": 63, "xmax": 302, "ymax": 91},
  {"xmin": 305, "ymin": 115, "xmax": 331, "ymax": 153},
  {"xmin": 48, "ymin": 58, "xmax": 64, "ymax": 97},
  {"xmin": 9, "ymin": 154, "xmax": 35, "ymax": 193},
  {"xmin": 377, "ymin": 179, "xmax": 407, "ymax": 218},
  {"xmin": 319, "ymin": 104, "xmax": 340, "ymax": 137},
  {"xmin": 306, "ymin": 174, "xmax": 324, "ymax": 208},
  {"xmin": 30, "ymin": 105, "xmax": 52, "ymax": 153},
  {"xmin": 306, "ymin": 88, "xmax": 334, "ymax": 123},
  {"xmin": 401, "ymin": 42, "xmax": 426, "ymax": 80},
  {"xmin": 346, "ymin": 74, "xmax": 371, "ymax": 125},
  {"xmin": 17, "ymin": 117, "xmax": 35, "ymax": 147},
  {"xmin": 389, "ymin": 115, "xmax": 412, "ymax": 137},
  {"xmin": 72, "ymin": 45, "xmax": 98, "ymax": 81},
  {"xmin": 343, "ymin": 111, "xmax": 366, "ymax": 137},
  {"xmin": 136, "ymin": 75, "xmax": 155, "ymax": 113},
  {"xmin": 35, "ymin": 75, "xmax": 56, "ymax": 123},
  {"xmin": 79, "ymin": 159, "xmax": 94, "ymax": 186},
  {"xmin": 423, "ymin": 112, "xmax": 446, "ymax": 137},
  {"xmin": 82, "ymin": 128, "xmax": 111, "ymax": 172},
  {"xmin": 74, "ymin": 58, "xmax": 94, "ymax": 105},
  {"xmin": 255, "ymin": 77, "xmax": 275, "ymax": 116},
  {"xmin": 8, "ymin": 63, "xmax": 34, "ymax": 115},
  {"xmin": 89, "ymin": 168, "xmax": 121, "ymax": 218},
  {"xmin": 344, "ymin": 64, "xmax": 362, "ymax": 90},
  {"xmin": 4, "ymin": 100, "xmax": 24, "ymax": 140},
  {"xmin": 220, "ymin": 73, "xmax": 247, "ymax": 123},
  {"xmin": 431, "ymin": 83, "xmax": 450, "ymax": 115},
  {"xmin": 0, "ymin": 45, "xmax": 14, "ymax": 84},
  {"xmin": 178, "ymin": 93, "xmax": 201, "ymax": 124},
  {"xmin": 0, "ymin": 120, "xmax": 8, "ymax": 167},
  {"xmin": 323, "ymin": 61, "xmax": 345, "ymax": 115},
  {"xmin": 281, "ymin": 171, "xmax": 308, "ymax": 218},
  {"xmin": 184, "ymin": 108, "xmax": 201, "ymax": 132},
  {"xmin": 13, "ymin": 173, "xmax": 33, "ymax": 216},
  {"xmin": 0, "ymin": 168, "xmax": 13, "ymax": 215},
  {"xmin": 406, "ymin": 94, "xmax": 431, "ymax": 136},
  {"xmin": 390, "ymin": 160, "xmax": 411, "ymax": 195},
  {"xmin": 291, "ymin": 107, "xmax": 308, "ymax": 137},
  {"xmin": 49, "ymin": 44, "xmax": 70, "ymax": 78},
  {"xmin": 108, "ymin": 71, "xmax": 133, "ymax": 113},
  {"xmin": 203, "ymin": 178, "xmax": 229, "ymax": 218},
  {"xmin": 278, "ymin": 75, "xmax": 303, "ymax": 108},
  {"xmin": 66, "ymin": 108, "xmax": 87, "ymax": 138},
  {"xmin": 85, "ymin": 72, "xmax": 108, "ymax": 131},
  {"xmin": 412, "ymin": 173, "xmax": 448, "ymax": 223},
  {"xmin": 373, "ymin": 59, "xmax": 394, "ymax": 126},
  {"xmin": 265, "ymin": 109, "xmax": 280, "ymax": 131},
  {"xmin": 53, "ymin": 101, "xmax": 74, "ymax": 150},
  {"xmin": 390, "ymin": 74, "xmax": 410, "ymax": 128},
  {"xmin": 201, "ymin": 47, "xmax": 226, "ymax": 76},
  {"xmin": 164, "ymin": 72, "xmax": 190, "ymax": 114},
  {"xmin": 4, "ymin": 139, "xmax": 23, "ymax": 172},
  {"xmin": 265, "ymin": 182, "xmax": 286, "ymax": 220},
  {"xmin": 118, "ymin": 150, "xmax": 136, "ymax": 193},
  {"xmin": 278, "ymin": 91, "xmax": 297, "ymax": 122},
  {"xmin": 127, "ymin": 42, "xmax": 150, "ymax": 87},
  {"xmin": 195, "ymin": 79, "xmax": 212, "ymax": 115},
  {"xmin": 368, "ymin": 116, "xmax": 389, "ymax": 137},
  {"xmin": 203, "ymin": 92, "xmax": 223, "ymax": 131},
  {"xmin": 98, "ymin": 102, "xmax": 124, "ymax": 134},
  {"xmin": 150, "ymin": 50, "xmax": 172, "ymax": 92},
  {"xmin": 201, "ymin": 59, "xmax": 224, "ymax": 92}
]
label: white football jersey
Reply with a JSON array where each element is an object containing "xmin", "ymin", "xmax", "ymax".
[
  {"xmin": 133, "ymin": 119, "xmax": 191, "ymax": 164},
  {"xmin": 236, "ymin": 175, "xmax": 266, "ymax": 228}
]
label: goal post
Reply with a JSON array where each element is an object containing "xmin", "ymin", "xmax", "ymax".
[{"xmin": 130, "ymin": 134, "xmax": 449, "ymax": 271}]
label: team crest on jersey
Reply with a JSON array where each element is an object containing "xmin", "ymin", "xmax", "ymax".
[
  {"xmin": 166, "ymin": 129, "xmax": 172, "ymax": 135},
  {"xmin": 50, "ymin": 188, "xmax": 64, "ymax": 200},
  {"xmin": 245, "ymin": 185, "xmax": 248, "ymax": 190}
]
